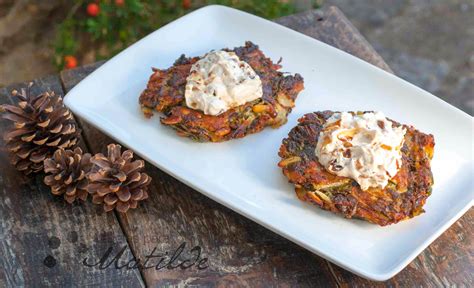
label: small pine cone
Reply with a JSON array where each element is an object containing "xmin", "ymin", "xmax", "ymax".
[
  {"xmin": 0, "ymin": 83, "xmax": 80, "ymax": 175},
  {"xmin": 44, "ymin": 148, "xmax": 92, "ymax": 203},
  {"xmin": 87, "ymin": 144, "xmax": 151, "ymax": 213}
]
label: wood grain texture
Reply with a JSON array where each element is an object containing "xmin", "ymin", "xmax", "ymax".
[
  {"xmin": 55, "ymin": 5, "xmax": 472, "ymax": 287},
  {"xmin": 330, "ymin": 209, "xmax": 474, "ymax": 287},
  {"xmin": 0, "ymin": 76, "xmax": 144, "ymax": 287}
]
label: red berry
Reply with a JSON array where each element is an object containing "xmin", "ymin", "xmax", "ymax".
[
  {"xmin": 115, "ymin": 0, "xmax": 125, "ymax": 6},
  {"xmin": 86, "ymin": 3, "xmax": 100, "ymax": 17},
  {"xmin": 64, "ymin": 55, "xmax": 78, "ymax": 69},
  {"xmin": 182, "ymin": 0, "xmax": 191, "ymax": 9}
]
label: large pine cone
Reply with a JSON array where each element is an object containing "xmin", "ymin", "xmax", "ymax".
[
  {"xmin": 0, "ymin": 83, "xmax": 80, "ymax": 175},
  {"xmin": 44, "ymin": 148, "xmax": 92, "ymax": 204},
  {"xmin": 87, "ymin": 144, "xmax": 151, "ymax": 213}
]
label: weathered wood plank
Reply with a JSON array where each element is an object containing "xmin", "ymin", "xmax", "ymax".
[
  {"xmin": 59, "ymin": 5, "xmax": 473, "ymax": 287},
  {"xmin": 0, "ymin": 75, "xmax": 144, "ymax": 287},
  {"xmin": 331, "ymin": 209, "xmax": 474, "ymax": 287},
  {"xmin": 275, "ymin": 7, "xmax": 392, "ymax": 73}
]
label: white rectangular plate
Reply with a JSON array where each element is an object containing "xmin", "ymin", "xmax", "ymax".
[{"xmin": 64, "ymin": 5, "xmax": 473, "ymax": 281}]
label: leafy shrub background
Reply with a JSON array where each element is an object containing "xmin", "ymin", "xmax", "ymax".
[{"xmin": 55, "ymin": 0, "xmax": 317, "ymax": 69}]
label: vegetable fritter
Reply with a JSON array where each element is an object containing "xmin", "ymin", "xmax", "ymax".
[
  {"xmin": 278, "ymin": 111, "xmax": 435, "ymax": 226},
  {"xmin": 139, "ymin": 41, "xmax": 304, "ymax": 142}
]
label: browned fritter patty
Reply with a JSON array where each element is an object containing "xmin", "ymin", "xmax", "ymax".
[
  {"xmin": 278, "ymin": 111, "xmax": 435, "ymax": 226},
  {"xmin": 139, "ymin": 41, "xmax": 304, "ymax": 142}
]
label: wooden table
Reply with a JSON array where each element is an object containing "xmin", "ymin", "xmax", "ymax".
[{"xmin": 1, "ymin": 6, "xmax": 472, "ymax": 287}]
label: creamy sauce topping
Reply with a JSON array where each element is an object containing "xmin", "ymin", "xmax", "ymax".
[
  {"xmin": 184, "ymin": 50, "xmax": 263, "ymax": 115},
  {"xmin": 315, "ymin": 112, "xmax": 406, "ymax": 190}
]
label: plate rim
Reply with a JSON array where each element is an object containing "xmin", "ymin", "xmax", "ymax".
[{"xmin": 64, "ymin": 5, "xmax": 474, "ymax": 281}]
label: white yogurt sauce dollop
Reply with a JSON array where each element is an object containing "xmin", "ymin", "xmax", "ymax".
[
  {"xmin": 315, "ymin": 111, "xmax": 406, "ymax": 191},
  {"xmin": 184, "ymin": 50, "xmax": 263, "ymax": 116}
]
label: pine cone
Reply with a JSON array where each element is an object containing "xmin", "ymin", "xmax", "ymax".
[
  {"xmin": 87, "ymin": 144, "xmax": 151, "ymax": 213},
  {"xmin": 44, "ymin": 148, "xmax": 92, "ymax": 204},
  {"xmin": 0, "ymin": 83, "xmax": 80, "ymax": 175}
]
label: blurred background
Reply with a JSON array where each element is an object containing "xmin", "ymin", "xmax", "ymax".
[{"xmin": 0, "ymin": 0, "xmax": 472, "ymax": 115}]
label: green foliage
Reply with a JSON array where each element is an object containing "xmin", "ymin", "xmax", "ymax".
[
  {"xmin": 55, "ymin": 18, "xmax": 77, "ymax": 66},
  {"xmin": 54, "ymin": 0, "xmax": 305, "ymax": 69},
  {"xmin": 210, "ymin": 0, "xmax": 295, "ymax": 19}
]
